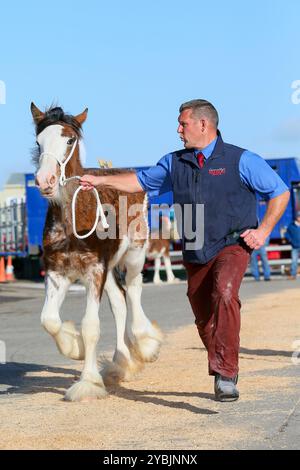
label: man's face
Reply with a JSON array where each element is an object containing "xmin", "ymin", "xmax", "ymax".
[{"xmin": 177, "ymin": 108, "xmax": 205, "ymax": 149}]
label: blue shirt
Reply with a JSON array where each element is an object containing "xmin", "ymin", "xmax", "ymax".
[{"xmin": 137, "ymin": 137, "xmax": 288, "ymax": 199}]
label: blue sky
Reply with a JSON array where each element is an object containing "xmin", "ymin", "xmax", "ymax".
[{"xmin": 0, "ymin": 0, "xmax": 300, "ymax": 189}]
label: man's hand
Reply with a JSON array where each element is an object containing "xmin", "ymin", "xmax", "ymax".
[
  {"xmin": 241, "ymin": 191, "xmax": 290, "ymax": 250},
  {"xmin": 240, "ymin": 228, "xmax": 268, "ymax": 250},
  {"xmin": 79, "ymin": 174, "xmax": 102, "ymax": 191}
]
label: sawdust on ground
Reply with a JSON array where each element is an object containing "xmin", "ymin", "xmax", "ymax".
[{"xmin": 0, "ymin": 287, "xmax": 299, "ymax": 450}]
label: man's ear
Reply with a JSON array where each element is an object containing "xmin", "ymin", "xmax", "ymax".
[
  {"xmin": 31, "ymin": 102, "xmax": 45, "ymax": 124},
  {"xmin": 74, "ymin": 108, "xmax": 88, "ymax": 125}
]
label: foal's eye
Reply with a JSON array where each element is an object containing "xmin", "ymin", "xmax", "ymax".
[
  {"xmin": 36, "ymin": 141, "xmax": 40, "ymax": 147},
  {"xmin": 67, "ymin": 138, "xmax": 75, "ymax": 145}
]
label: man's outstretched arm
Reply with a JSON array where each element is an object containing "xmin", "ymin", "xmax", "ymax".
[
  {"xmin": 79, "ymin": 173, "xmax": 143, "ymax": 193},
  {"xmin": 80, "ymin": 154, "xmax": 173, "ymax": 196}
]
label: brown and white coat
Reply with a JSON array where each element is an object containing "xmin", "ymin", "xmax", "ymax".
[{"xmin": 31, "ymin": 103, "xmax": 162, "ymax": 402}]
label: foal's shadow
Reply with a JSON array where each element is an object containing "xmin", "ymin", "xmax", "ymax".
[
  {"xmin": 0, "ymin": 362, "xmax": 80, "ymax": 397},
  {"xmin": 0, "ymin": 363, "xmax": 217, "ymax": 415}
]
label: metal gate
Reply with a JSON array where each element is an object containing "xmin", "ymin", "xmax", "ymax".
[{"xmin": 0, "ymin": 201, "xmax": 26, "ymax": 256}]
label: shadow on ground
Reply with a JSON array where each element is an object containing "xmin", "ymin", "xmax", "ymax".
[
  {"xmin": 0, "ymin": 362, "xmax": 218, "ymax": 415},
  {"xmin": 186, "ymin": 346, "xmax": 292, "ymax": 358},
  {"xmin": 0, "ymin": 362, "xmax": 79, "ymax": 397},
  {"xmin": 107, "ymin": 385, "xmax": 218, "ymax": 415}
]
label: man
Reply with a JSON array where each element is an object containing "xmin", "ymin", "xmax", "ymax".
[
  {"xmin": 80, "ymin": 99, "xmax": 289, "ymax": 402},
  {"xmin": 285, "ymin": 212, "xmax": 300, "ymax": 279}
]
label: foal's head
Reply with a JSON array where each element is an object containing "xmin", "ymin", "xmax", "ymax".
[{"xmin": 31, "ymin": 103, "xmax": 88, "ymax": 200}]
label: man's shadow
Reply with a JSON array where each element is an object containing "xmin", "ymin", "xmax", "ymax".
[
  {"xmin": 187, "ymin": 346, "xmax": 293, "ymax": 358},
  {"xmin": 239, "ymin": 347, "xmax": 293, "ymax": 358}
]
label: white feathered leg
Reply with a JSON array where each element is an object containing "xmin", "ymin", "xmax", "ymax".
[
  {"xmin": 64, "ymin": 265, "xmax": 107, "ymax": 402},
  {"xmin": 101, "ymin": 270, "xmax": 143, "ymax": 385},
  {"xmin": 163, "ymin": 255, "xmax": 179, "ymax": 283},
  {"xmin": 124, "ymin": 246, "xmax": 163, "ymax": 363},
  {"xmin": 41, "ymin": 271, "xmax": 85, "ymax": 360},
  {"xmin": 153, "ymin": 256, "xmax": 162, "ymax": 284}
]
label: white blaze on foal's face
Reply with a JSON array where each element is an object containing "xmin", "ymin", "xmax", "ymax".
[{"xmin": 36, "ymin": 124, "xmax": 74, "ymax": 197}]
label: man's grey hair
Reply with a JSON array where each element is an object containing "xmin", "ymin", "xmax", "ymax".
[{"xmin": 179, "ymin": 99, "xmax": 219, "ymax": 128}]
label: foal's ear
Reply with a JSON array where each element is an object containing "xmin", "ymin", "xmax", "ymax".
[
  {"xmin": 74, "ymin": 108, "xmax": 88, "ymax": 125},
  {"xmin": 31, "ymin": 102, "xmax": 45, "ymax": 124}
]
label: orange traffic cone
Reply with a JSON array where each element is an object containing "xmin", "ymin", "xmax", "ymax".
[
  {"xmin": 6, "ymin": 256, "xmax": 15, "ymax": 282},
  {"xmin": 0, "ymin": 257, "xmax": 7, "ymax": 283}
]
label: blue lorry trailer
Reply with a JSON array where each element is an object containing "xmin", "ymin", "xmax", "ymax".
[
  {"xmin": 1, "ymin": 158, "xmax": 299, "ymax": 277},
  {"xmin": 257, "ymin": 158, "xmax": 300, "ymax": 241}
]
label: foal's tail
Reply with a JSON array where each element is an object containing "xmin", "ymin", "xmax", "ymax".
[{"xmin": 112, "ymin": 265, "xmax": 126, "ymax": 297}]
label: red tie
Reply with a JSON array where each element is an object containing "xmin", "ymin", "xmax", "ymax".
[{"xmin": 197, "ymin": 152, "xmax": 204, "ymax": 168}]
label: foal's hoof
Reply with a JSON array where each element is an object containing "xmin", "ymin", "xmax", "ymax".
[
  {"xmin": 132, "ymin": 323, "xmax": 163, "ymax": 363},
  {"xmin": 64, "ymin": 380, "xmax": 107, "ymax": 402},
  {"xmin": 137, "ymin": 339, "xmax": 161, "ymax": 362},
  {"xmin": 55, "ymin": 321, "xmax": 85, "ymax": 360},
  {"xmin": 100, "ymin": 356, "xmax": 142, "ymax": 385}
]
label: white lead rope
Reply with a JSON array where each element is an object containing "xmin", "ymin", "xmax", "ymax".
[
  {"xmin": 40, "ymin": 139, "xmax": 109, "ymax": 239},
  {"xmin": 71, "ymin": 181, "xmax": 109, "ymax": 239}
]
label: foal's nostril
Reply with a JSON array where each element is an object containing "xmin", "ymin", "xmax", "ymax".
[{"xmin": 49, "ymin": 175, "xmax": 57, "ymax": 187}]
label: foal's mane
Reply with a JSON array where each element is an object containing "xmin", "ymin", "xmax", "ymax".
[{"xmin": 36, "ymin": 106, "xmax": 83, "ymax": 137}]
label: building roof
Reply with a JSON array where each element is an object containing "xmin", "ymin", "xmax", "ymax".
[{"xmin": 5, "ymin": 173, "xmax": 25, "ymax": 186}]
